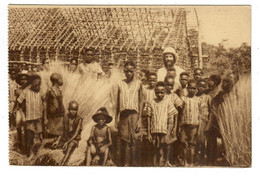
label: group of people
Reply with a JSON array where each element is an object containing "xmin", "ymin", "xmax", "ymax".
[{"xmin": 9, "ymin": 47, "xmax": 237, "ymax": 166}]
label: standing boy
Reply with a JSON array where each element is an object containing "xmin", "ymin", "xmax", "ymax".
[
  {"xmin": 195, "ymin": 79, "xmax": 212, "ymax": 165},
  {"xmin": 16, "ymin": 74, "xmax": 45, "ymax": 157},
  {"xmin": 86, "ymin": 107, "xmax": 112, "ymax": 166},
  {"xmin": 180, "ymin": 80, "xmax": 202, "ymax": 166},
  {"xmin": 60, "ymin": 101, "xmax": 83, "ymax": 166},
  {"xmin": 113, "ymin": 61, "xmax": 142, "ymax": 166},
  {"xmin": 143, "ymin": 82, "xmax": 178, "ymax": 166},
  {"xmin": 44, "ymin": 73, "xmax": 65, "ymax": 149}
]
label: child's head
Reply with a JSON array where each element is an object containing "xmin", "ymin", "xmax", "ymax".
[
  {"xmin": 16, "ymin": 70, "xmax": 29, "ymax": 88},
  {"xmin": 10, "ymin": 70, "xmax": 17, "ymax": 80},
  {"xmin": 187, "ymin": 79, "xmax": 197, "ymax": 97},
  {"xmin": 162, "ymin": 47, "xmax": 178, "ymax": 68},
  {"xmin": 84, "ymin": 48, "xmax": 94, "ymax": 64},
  {"xmin": 166, "ymin": 67, "xmax": 176, "ymax": 78},
  {"xmin": 148, "ymin": 72, "xmax": 157, "ymax": 88},
  {"xmin": 50, "ymin": 73, "xmax": 63, "ymax": 86},
  {"xmin": 194, "ymin": 68, "xmax": 203, "ymax": 81},
  {"xmin": 154, "ymin": 81, "xmax": 166, "ymax": 101},
  {"xmin": 30, "ymin": 74, "xmax": 41, "ymax": 92},
  {"xmin": 222, "ymin": 76, "xmax": 235, "ymax": 93},
  {"xmin": 124, "ymin": 61, "xmax": 136, "ymax": 81},
  {"xmin": 164, "ymin": 75, "xmax": 175, "ymax": 93},
  {"xmin": 197, "ymin": 79, "xmax": 208, "ymax": 94},
  {"xmin": 208, "ymin": 74, "xmax": 221, "ymax": 91},
  {"xmin": 179, "ymin": 72, "xmax": 189, "ymax": 88},
  {"xmin": 139, "ymin": 69, "xmax": 149, "ymax": 83},
  {"xmin": 68, "ymin": 101, "xmax": 79, "ymax": 117},
  {"xmin": 92, "ymin": 107, "xmax": 112, "ymax": 126}
]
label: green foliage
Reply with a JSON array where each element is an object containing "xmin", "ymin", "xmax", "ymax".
[{"xmin": 202, "ymin": 42, "xmax": 251, "ymax": 76}]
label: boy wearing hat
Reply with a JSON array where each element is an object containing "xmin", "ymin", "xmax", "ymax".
[
  {"xmin": 86, "ymin": 107, "xmax": 112, "ymax": 166},
  {"xmin": 13, "ymin": 70, "xmax": 30, "ymax": 152},
  {"xmin": 60, "ymin": 101, "xmax": 83, "ymax": 166},
  {"xmin": 157, "ymin": 47, "xmax": 185, "ymax": 83}
]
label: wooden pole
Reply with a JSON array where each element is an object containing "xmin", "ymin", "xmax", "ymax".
[{"xmin": 194, "ymin": 8, "xmax": 203, "ymax": 69}]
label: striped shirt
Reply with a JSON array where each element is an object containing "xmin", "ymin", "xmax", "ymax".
[
  {"xmin": 142, "ymin": 85, "xmax": 155, "ymax": 104},
  {"xmin": 144, "ymin": 97, "xmax": 178, "ymax": 134},
  {"xmin": 199, "ymin": 94, "xmax": 212, "ymax": 121},
  {"xmin": 117, "ymin": 79, "xmax": 141, "ymax": 112},
  {"xmin": 17, "ymin": 86, "xmax": 45, "ymax": 121},
  {"xmin": 180, "ymin": 95, "xmax": 202, "ymax": 125},
  {"xmin": 167, "ymin": 92, "xmax": 184, "ymax": 108}
]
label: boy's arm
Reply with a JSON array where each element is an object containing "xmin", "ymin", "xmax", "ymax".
[{"xmin": 87, "ymin": 126, "xmax": 95, "ymax": 145}]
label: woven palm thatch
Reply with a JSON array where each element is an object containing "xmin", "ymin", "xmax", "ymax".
[{"xmin": 8, "ymin": 6, "xmax": 200, "ymax": 71}]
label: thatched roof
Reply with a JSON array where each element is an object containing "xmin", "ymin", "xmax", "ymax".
[{"xmin": 8, "ymin": 6, "xmax": 199, "ymax": 70}]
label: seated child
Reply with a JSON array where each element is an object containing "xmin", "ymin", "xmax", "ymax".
[
  {"xmin": 60, "ymin": 101, "xmax": 83, "ymax": 166},
  {"xmin": 143, "ymin": 82, "xmax": 178, "ymax": 166},
  {"xmin": 86, "ymin": 107, "xmax": 112, "ymax": 166}
]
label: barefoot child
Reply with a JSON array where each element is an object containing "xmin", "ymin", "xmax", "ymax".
[
  {"xmin": 143, "ymin": 82, "xmax": 178, "ymax": 166},
  {"xmin": 180, "ymin": 80, "xmax": 202, "ymax": 166},
  {"xmin": 86, "ymin": 107, "xmax": 112, "ymax": 166},
  {"xmin": 113, "ymin": 61, "xmax": 142, "ymax": 166},
  {"xmin": 42, "ymin": 73, "xmax": 65, "ymax": 149},
  {"xmin": 60, "ymin": 101, "xmax": 82, "ymax": 166},
  {"xmin": 195, "ymin": 79, "xmax": 212, "ymax": 165},
  {"xmin": 13, "ymin": 70, "xmax": 30, "ymax": 152},
  {"xmin": 16, "ymin": 74, "xmax": 45, "ymax": 157}
]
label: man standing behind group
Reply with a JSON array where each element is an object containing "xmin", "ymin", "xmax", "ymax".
[
  {"xmin": 78, "ymin": 49, "xmax": 104, "ymax": 79},
  {"xmin": 157, "ymin": 47, "xmax": 184, "ymax": 83}
]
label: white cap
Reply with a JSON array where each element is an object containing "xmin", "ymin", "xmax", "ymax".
[{"xmin": 162, "ymin": 47, "xmax": 178, "ymax": 61}]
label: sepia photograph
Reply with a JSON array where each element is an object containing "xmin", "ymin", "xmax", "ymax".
[{"xmin": 8, "ymin": 5, "xmax": 251, "ymax": 167}]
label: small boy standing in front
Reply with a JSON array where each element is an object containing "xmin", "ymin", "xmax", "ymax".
[
  {"xmin": 16, "ymin": 74, "xmax": 45, "ymax": 157},
  {"xmin": 86, "ymin": 107, "xmax": 112, "ymax": 166},
  {"xmin": 143, "ymin": 82, "xmax": 178, "ymax": 166},
  {"xmin": 60, "ymin": 101, "xmax": 83, "ymax": 166},
  {"xmin": 196, "ymin": 79, "xmax": 212, "ymax": 165},
  {"xmin": 180, "ymin": 80, "xmax": 202, "ymax": 166}
]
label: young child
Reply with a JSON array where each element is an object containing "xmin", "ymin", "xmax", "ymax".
[
  {"xmin": 142, "ymin": 72, "xmax": 157, "ymax": 103},
  {"xmin": 44, "ymin": 73, "xmax": 65, "ymax": 148},
  {"xmin": 193, "ymin": 68, "xmax": 203, "ymax": 81},
  {"xmin": 16, "ymin": 74, "xmax": 45, "ymax": 157},
  {"xmin": 9, "ymin": 69, "xmax": 18, "ymax": 129},
  {"xmin": 140, "ymin": 72, "xmax": 157, "ymax": 166},
  {"xmin": 180, "ymin": 79, "xmax": 202, "ymax": 166},
  {"xmin": 195, "ymin": 79, "xmax": 212, "ymax": 165},
  {"xmin": 113, "ymin": 61, "xmax": 142, "ymax": 166},
  {"xmin": 143, "ymin": 82, "xmax": 178, "ymax": 166},
  {"xmin": 68, "ymin": 58, "xmax": 79, "ymax": 73},
  {"xmin": 86, "ymin": 107, "xmax": 112, "ymax": 166},
  {"xmin": 60, "ymin": 101, "xmax": 82, "ymax": 166},
  {"xmin": 176, "ymin": 72, "xmax": 189, "ymax": 97},
  {"xmin": 13, "ymin": 70, "xmax": 30, "ymax": 152},
  {"xmin": 164, "ymin": 75, "xmax": 184, "ymax": 165}
]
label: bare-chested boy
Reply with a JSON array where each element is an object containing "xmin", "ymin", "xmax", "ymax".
[{"xmin": 86, "ymin": 107, "xmax": 112, "ymax": 166}]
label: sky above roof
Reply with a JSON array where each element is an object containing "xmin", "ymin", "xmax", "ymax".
[{"xmin": 196, "ymin": 6, "xmax": 251, "ymax": 48}]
